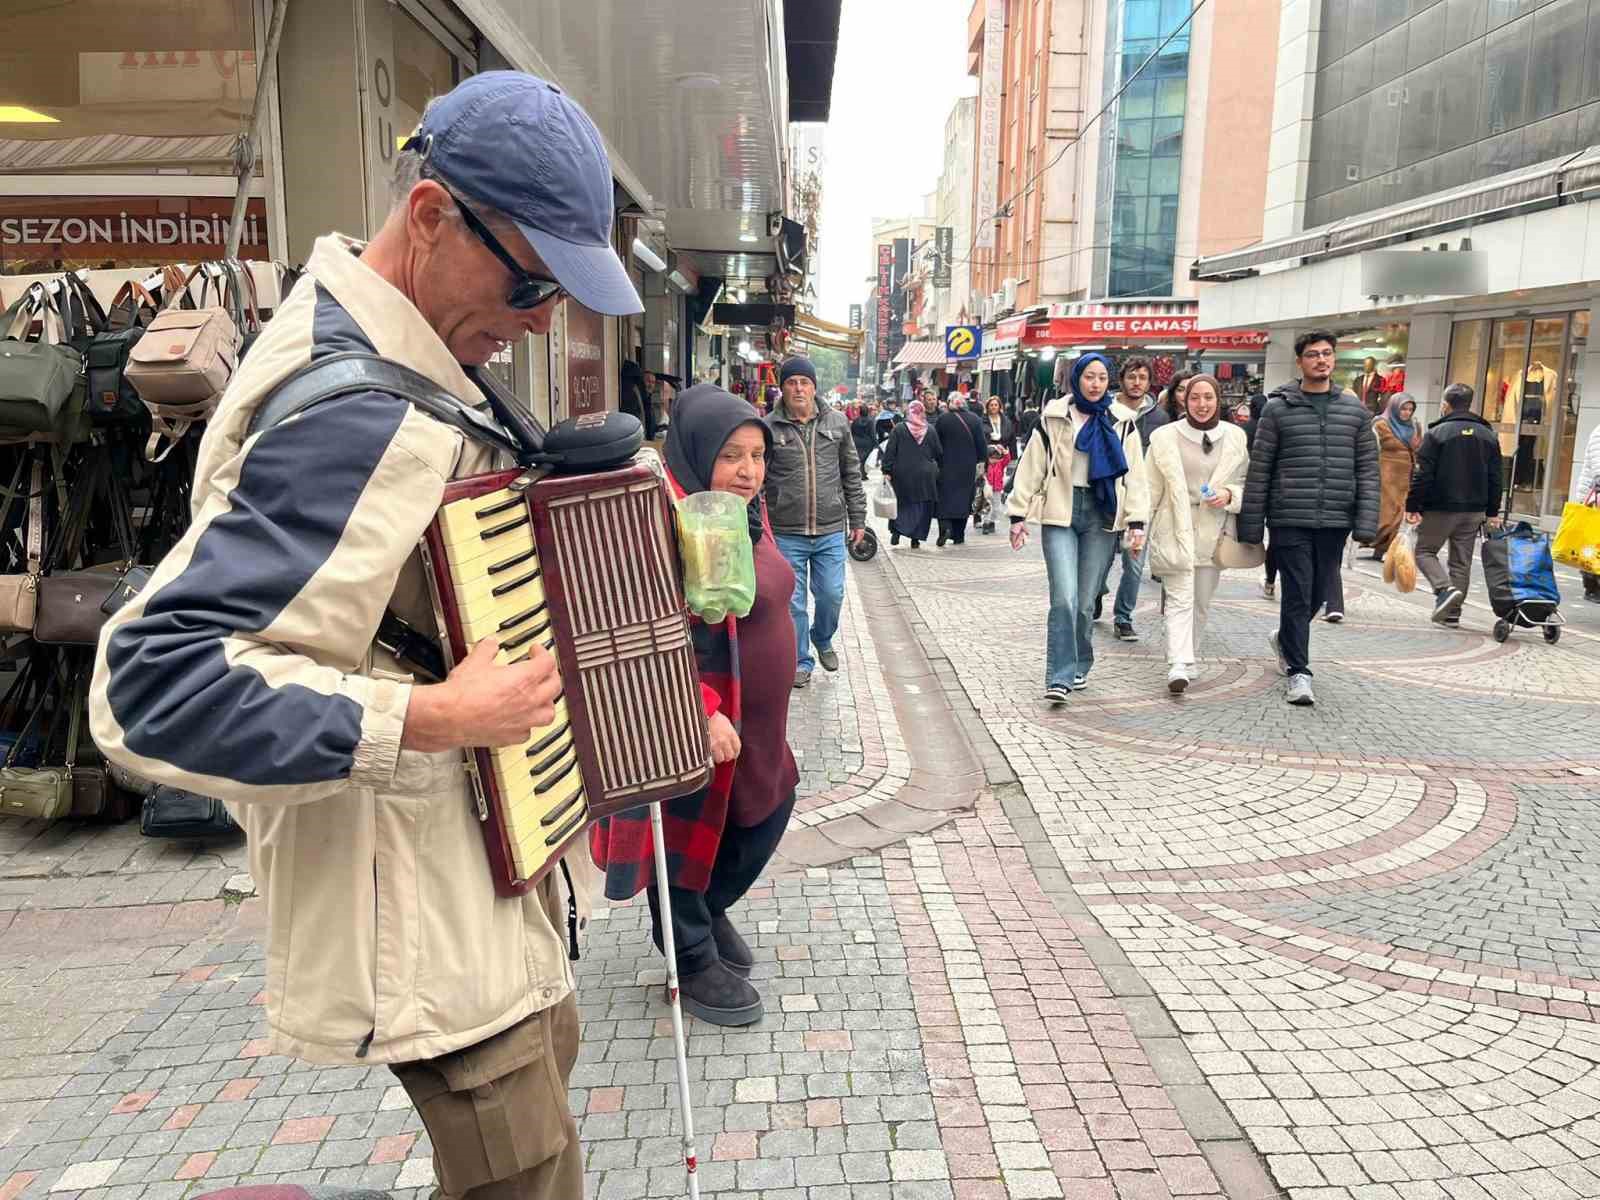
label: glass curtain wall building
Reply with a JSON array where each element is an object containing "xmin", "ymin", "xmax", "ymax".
[
  {"xmin": 1091, "ymin": 0, "xmax": 1192, "ymax": 299},
  {"xmin": 1308, "ymin": 0, "xmax": 1600, "ymax": 226}
]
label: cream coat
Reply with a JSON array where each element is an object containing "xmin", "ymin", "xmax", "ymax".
[
  {"xmin": 91, "ymin": 236, "xmax": 591, "ymax": 1065},
  {"xmin": 1142, "ymin": 422, "xmax": 1249, "ymax": 575},
  {"xmin": 1005, "ymin": 396, "xmax": 1151, "ymax": 530}
]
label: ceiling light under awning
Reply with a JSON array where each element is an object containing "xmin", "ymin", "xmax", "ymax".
[{"xmin": 0, "ymin": 106, "xmax": 59, "ymax": 124}]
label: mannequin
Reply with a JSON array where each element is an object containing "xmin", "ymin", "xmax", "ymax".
[
  {"xmin": 1356, "ymin": 357, "xmax": 1384, "ymax": 414},
  {"xmin": 1504, "ymin": 360, "xmax": 1559, "ymax": 487}
]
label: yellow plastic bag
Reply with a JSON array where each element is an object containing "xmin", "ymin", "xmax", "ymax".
[{"xmin": 1552, "ymin": 496, "xmax": 1600, "ymax": 573}]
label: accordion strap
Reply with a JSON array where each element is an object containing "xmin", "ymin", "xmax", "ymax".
[{"xmin": 248, "ymin": 351, "xmax": 522, "ymax": 459}]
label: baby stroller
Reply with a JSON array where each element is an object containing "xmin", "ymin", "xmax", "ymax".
[
  {"xmin": 977, "ymin": 447, "xmax": 1012, "ymax": 535},
  {"xmin": 1481, "ymin": 521, "xmax": 1564, "ymax": 643}
]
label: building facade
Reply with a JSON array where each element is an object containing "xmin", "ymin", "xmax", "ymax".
[
  {"xmin": 1, "ymin": 0, "xmax": 828, "ymax": 421},
  {"xmin": 963, "ymin": 0, "xmax": 1278, "ymax": 398},
  {"xmin": 934, "ymin": 96, "xmax": 978, "ymax": 334},
  {"xmin": 1197, "ymin": 0, "xmax": 1600, "ymax": 530}
]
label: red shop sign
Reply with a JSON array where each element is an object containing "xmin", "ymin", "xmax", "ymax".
[
  {"xmin": 993, "ymin": 315, "xmax": 1029, "ymax": 341},
  {"xmin": 1022, "ymin": 316, "xmax": 1269, "ymax": 351}
]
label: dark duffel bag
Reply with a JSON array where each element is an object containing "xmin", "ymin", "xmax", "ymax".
[{"xmin": 141, "ymin": 786, "xmax": 240, "ymax": 839}]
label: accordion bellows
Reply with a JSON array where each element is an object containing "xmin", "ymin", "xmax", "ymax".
[{"xmin": 422, "ymin": 462, "xmax": 711, "ymax": 895}]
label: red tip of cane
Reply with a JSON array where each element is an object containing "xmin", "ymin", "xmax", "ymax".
[
  {"xmin": 669, "ymin": 987, "xmax": 679, "ymax": 1002},
  {"xmin": 686, "ymin": 1155, "xmax": 697, "ymax": 1172}
]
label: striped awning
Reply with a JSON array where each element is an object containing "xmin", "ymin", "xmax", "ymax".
[{"xmin": 891, "ymin": 339, "xmax": 948, "ymax": 367}]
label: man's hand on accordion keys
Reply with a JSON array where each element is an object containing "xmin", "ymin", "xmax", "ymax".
[
  {"xmin": 401, "ymin": 636, "xmax": 563, "ymax": 753},
  {"xmin": 707, "ymin": 711, "xmax": 741, "ymax": 765}
]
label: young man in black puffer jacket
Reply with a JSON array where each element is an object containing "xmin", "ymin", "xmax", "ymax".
[{"xmin": 1239, "ymin": 331, "xmax": 1380, "ymax": 707}]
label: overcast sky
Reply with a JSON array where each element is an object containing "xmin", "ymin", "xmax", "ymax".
[{"xmin": 814, "ymin": 0, "xmax": 979, "ymax": 325}]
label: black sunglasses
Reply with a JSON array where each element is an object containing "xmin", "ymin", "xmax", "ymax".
[{"xmin": 451, "ymin": 195, "xmax": 566, "ymax": 311}]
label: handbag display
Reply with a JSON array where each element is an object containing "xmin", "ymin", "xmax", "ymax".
[
  {"xmin": 141, "ymin": 786, "xmax": 239, "ymax": 839},
  {"xmin": 0, "ymin": 285, "xmax": 83, "ymax": 437},
  {"xmin": 0, "ymin": 456, "xmax": 45, "ymax": 633},
  {"xmin": 1212, "ymin": 511, "xmax": 1266, "ymax": 570},
  {"xmin": 126, "ymin": 263, "xmax": 240, "ymax": 461}
]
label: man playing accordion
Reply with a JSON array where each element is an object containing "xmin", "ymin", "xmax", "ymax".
[{"xmin": 91, "ymin": 73, "xmax": 643, "ymax": 1200}]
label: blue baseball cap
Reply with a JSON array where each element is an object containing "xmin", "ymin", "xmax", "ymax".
[{"xmin": 404, "ymin": 71, "xmax": 643, "ymax": 316}]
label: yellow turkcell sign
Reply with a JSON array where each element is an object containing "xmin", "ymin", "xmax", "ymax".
[{"xmin": 947, "ymin": 327, "xmax": 976, "ymax": 356}]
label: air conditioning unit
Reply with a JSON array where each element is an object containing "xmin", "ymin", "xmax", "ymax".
[
  {"xmin": 999, "ymin": 278, "xmax": 1017, "ymax": 315},
  {"xmin": 980, "ymin": 295, "xmax": 995, "ymax": 323}
]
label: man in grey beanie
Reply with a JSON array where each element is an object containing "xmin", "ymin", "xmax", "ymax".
[{"xmin": 763, "ymin": 356, "xmax": 867, "ymax": 687}]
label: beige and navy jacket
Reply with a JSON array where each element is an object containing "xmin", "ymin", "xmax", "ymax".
[{"xmin": 90, "ymin": 235, "xmax": 589, "ymax": 1066}]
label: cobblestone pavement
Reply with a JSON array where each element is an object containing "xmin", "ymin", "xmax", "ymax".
[
  {"xmin": 880, "ymin": 503, "xmax": 1600, "ymax": 1200},
  {"xmin": 3, "ymin": 483, "xmax": 1598, "ymax": 1200}
]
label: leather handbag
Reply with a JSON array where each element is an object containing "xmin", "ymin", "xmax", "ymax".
[
  {"xmin": 1213, "ymin": 511, "xmax": 1266, "ymax": 570},
  {"xmin": 127, "ymin": 263, "xmax": 240, "ymax": 460},
  {"xmin": 33, "ymin": 445, "xmax": 148, "ymax": 645},
  {"xmin": 34, "ymin": 567, "xmax": 126, "ymax": 645},
  {"xmin": 0, "ymin": 456, "xmax": 45, "ymax": 633},
  {"xmin": 0, "ymin": 667, "xmax": 74, "ymax": 821},
  {"xmin": 0, "ymin": 285, "xmax": 82, "ymax": 437},
  {"xmin": 141, "ymin": 785, "xmax": 239, "ymax": 839}
]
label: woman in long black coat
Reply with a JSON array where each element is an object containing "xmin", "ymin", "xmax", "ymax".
[
  {"xmin": 881, "ymin": 400, "xmax": 942, "ymax": 548},
  {"xmin": 850, "ymin": 405, "xmax": 878, "ymax": 478},
  {"xmin": 934, "ymin": 399, "xmax": 986, "ymax": 546}
]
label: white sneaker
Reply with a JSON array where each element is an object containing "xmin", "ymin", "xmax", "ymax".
[
  {"xmin": 1324, "ymin": 610, "xmax": 1344, "ymax": 624},
  {"xmin": 1268, "ymin": 631, "xmax": 1287, "ymax": 676},
  {"xmin": 1286, "ymin": 674, "xmax": 1316, "ymax": 706},
  {"xmin": 1167, "ymin": 664, "xmax": 1190, "ymax": 694}
]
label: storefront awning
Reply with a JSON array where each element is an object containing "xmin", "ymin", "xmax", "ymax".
[
  {"xmin": 1193, "ymin": 147, "xmax": 1595, "ymax": 279},
  {"xmin": 1019, "ymin": 301, "xmax": 1268, "ymax": 352},
  {"xmin": 891, "ymin": 339, "xmax": 950, "ymax": 367}
]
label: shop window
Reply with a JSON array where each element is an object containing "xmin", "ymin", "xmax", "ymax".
[
  {"xmin": 1446, "ymin": 318, "xmax": 1489, "ymax": 407},
  {"xmin": 0, "ymin": 0, "xmax": 257, "ymax": 177}
]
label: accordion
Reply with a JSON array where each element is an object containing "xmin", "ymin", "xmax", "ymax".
[{"xmin": 421, "ymin": 461, "xmax": 712, "ymax": 896}]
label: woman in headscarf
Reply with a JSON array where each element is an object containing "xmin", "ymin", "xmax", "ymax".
[
  {"xmin": 1006, "ymin": 353, "xmax": 1150, "ymax": 704},
  {"xmin": 1142, "ymin": 374, "xmax": 1250, "ymax": 694},
  {"xmin": 934, "ymin": 394, "xmax": 987, "ymax": 546},
  {"xmin": 589, "ymin": 385, "xmax": 798, "ymax": 1026},
  {"xmin": 881, "ymin": 398, "xmax": 943, "ymax": 549},
  {"xmin": 1372, "ymin": 390, "xmax": 1422, "ymax": 556}
]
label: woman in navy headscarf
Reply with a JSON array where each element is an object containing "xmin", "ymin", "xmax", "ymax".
[{"xmin": 1003, "ymin": 353, "xmax": 1151, "ymax": 704}]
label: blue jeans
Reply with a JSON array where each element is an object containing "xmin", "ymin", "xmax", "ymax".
[
  {"xmin": 773, "ymin": 531, "xmax": 846, "ymax": 673},
  {"xmin": 1096, "ymin": 538, "xmax": 1146, "ymax": 624},
  {"xmin": 1041, "ymin": 488, "xmax": 1119, "ymax": 689}
]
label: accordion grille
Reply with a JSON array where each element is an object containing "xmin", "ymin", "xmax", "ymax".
[{"xmin": 546, "ymin": 479, "xmax": 708, "ymax": 802}]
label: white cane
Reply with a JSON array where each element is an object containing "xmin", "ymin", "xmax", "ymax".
[{"xmin": 648, "ymin": 800, "xmax": 702, "ymax": 1199}]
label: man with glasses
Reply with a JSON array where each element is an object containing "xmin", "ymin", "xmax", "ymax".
[
  {"xmin": 92, "ymin": 73, "xmax": 640, "ymax": 1199},
  {"xmin": 1238, "ymin": 330, "xmax": 1379, "ymax": 706}
]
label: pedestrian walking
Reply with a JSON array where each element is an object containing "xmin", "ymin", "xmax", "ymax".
[
  {"xmin": 764, "ymin": 356, "xmax": 868, "ymax": 689},
  {"xmin": 1006, "ymin": 353, "xmax": 1150, "ymax": 705},
  {"xmin": 1095, "ymin": 356, "xmax": 1166, "ymax": 641},
  {"xmin": 1373, "ymin": 391, "xmax": 1422, "ymax": 556},
  {"xmin": 1162, "ymin": 371, "xmax": 1193, "ymax": 422},
  {"xmin": 1143, "ymin": 374, "xmax": 1249, "ymax": 693},
  {"xmin": 591, "ymin": 386, "xmax": 798, "ymax": 1026},
  {"xmin": 883, "ymin": 399, "xmax": 942, "ymax": 548},
  {"xmin": 1581, "ymin": 423, "xmax": 1600, "ymax": 603},
  {"xmin": 1404, "ymin": 383, "xmax": 1503, "ymax": 625},
  {"xmin": 620, "ymin": 359, "xmax": 659, "ymax": 439},
  {"xmin": 1239, "ymin": 330, "xmax": 1380, "ymax": 706},
  {"xmin": 1018, "ymin": 397, "xmax": 1042, "ymax": 451},
  {"xmin": 934, "ymin": 395, "xmax": 987, "ymax": 546},
  {"xmin": 850, "ymin": 402, "xmax": 877, "ymax": 479},
  {"xmin": 980, "ymin": 395, "xmax": 1015, "ymax": 456},
  {"xmin": 90, "ymin": 72, "xmax": 645, "ymax": 1199},
  {"xmin": 1244, "ymin": 389, "xmax": 1279, "ymax": 599}
]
